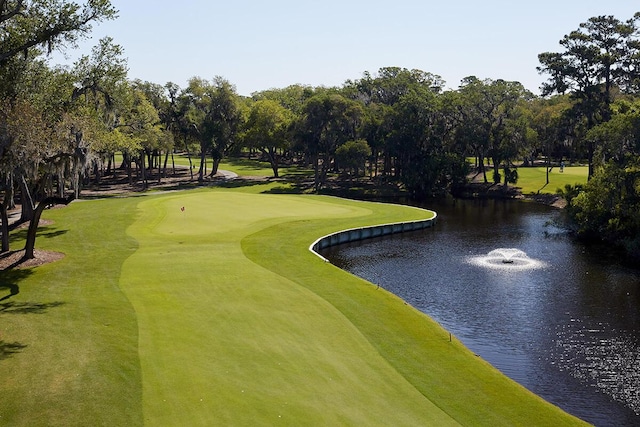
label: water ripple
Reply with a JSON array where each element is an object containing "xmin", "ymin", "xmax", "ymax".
[{"xmin": 553, "ymin": 320, "xmax": 640, "ymax": 415}]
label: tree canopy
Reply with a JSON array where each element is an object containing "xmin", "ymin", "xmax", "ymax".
[{"xmin": 3, "ymin": 7, "xmax": 640, "ymax": 261}]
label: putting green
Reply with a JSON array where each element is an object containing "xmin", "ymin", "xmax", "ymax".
[{"xmin": 0, "ymin": 187, "xmax": 588, "ymax": 426}]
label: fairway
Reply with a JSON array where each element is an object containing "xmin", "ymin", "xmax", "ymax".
[
  {"xmin": 0, "ymin": 187, "xmax": 588, "ymax": 426},
  {"xmin": 122, "ymin": 192, "xmax": 454, "ymax": 425},
  {"xmin": 515, "ymin": 166, "xmax": 588, "ymax": 195}
]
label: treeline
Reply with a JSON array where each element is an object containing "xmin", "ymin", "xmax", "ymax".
[{"xmin": 1, "ymin": 3, "xmax": 640, "ymax": 261}]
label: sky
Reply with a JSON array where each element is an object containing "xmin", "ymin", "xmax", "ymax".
[{"xmin": 49, "ymin": 1, "xmax": 640, "ymax": 96}]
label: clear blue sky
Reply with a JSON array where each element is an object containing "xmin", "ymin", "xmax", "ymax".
[{"xmin": 50, "ymin": 1, "xmax": 639, "ymax": 96}]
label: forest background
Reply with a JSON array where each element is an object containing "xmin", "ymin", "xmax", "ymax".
[{"xmin": 1, "ymin": 2, "xmax": 640, "ymax": 262}]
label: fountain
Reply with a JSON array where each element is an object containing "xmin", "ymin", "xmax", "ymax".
[{"xmin": 467, "ymin": 248, "xmax": 546, "ymax": 270}]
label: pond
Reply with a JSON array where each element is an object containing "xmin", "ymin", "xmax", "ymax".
[{"xmin": 320, "ymin": 198, "xmax": 640, "ymax": 427}]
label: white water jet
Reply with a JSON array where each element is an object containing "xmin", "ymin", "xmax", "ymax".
[{"xmin": 468, "ymin": 248, "xmax": 546, "ymax": 270}]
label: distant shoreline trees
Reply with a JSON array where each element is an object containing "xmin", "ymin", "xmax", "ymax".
[{"xmin": 538, "ymin": 12, "xmax": 640, "ymax": 262}]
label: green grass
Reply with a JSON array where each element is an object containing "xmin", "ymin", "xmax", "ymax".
[
  {"xmin": 0, "ymin": 186, "xmax": 588, "ymax": 426},
  {"xmin": 171, "ymin": 154, "xmax": 313, "ymax": 178},
  {"xmin": 514, "ymin": 166, "xmax": 588, "ymax": 195}
]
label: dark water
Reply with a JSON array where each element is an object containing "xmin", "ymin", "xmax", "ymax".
[{"xmin": 321, "ymin": 199, "xmax": 640, "ymax": 427}]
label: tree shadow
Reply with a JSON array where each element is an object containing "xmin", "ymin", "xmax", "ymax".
[
  {"xmin": 224, "ymin": 157, "xmax": 272, "ymax": 171},
  {"xmin": 0, "ymin": 269, "xmax": 64, "ymax": 361},
  {"xmin": 216, "ymin": 179, "xmax": 273, "ymax": 189},
  {"xmin": 7, "ymin": 228, "xmax": 27, "ymax": 246},
  {"xmin": 262, "ymin": 183, "xmax": 308, "ymax": 194},
  {"xmin": 0, "ymin": 340, "xmax": 27, "ymax": 360},
  {"xmin": 0, "ymin": 268, "xmax": 65, "ymax": 312},
  {"xmin": 7, "ymin": 225, "xmax": 67, "ymax": 246},
  {"xmin": 537, "ymin": 183, "xmax": 549, "ymax": 194},
  {"xmin": 38, "ymin": 228, "xmax": 68, "ymax": 239},
  {"xmin": 0, "ymin": 283, "xmax": 19, "ymax": 301},
  {"xmin": 0, "ymin": 301, "xmax": 65, "ymax": 315},
  {"xmin": 0, "ymin": 268, "xmax": 32, "ymax": 300}
]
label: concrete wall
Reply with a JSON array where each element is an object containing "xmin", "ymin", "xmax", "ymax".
[{"xmin": 309, "ymin": 210, "xmax": 437, "ymax": 262}]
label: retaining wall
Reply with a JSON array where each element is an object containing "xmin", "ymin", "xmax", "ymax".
[{"xmin": 309, "ymin": 209, "xmax": 437, "ymax": 262}]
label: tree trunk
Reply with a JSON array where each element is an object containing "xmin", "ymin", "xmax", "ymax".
[
  {"xmin": 1, "ymin": 177, "xmax": 14, "ymax": 252},
  {"xmin": 263, "ymin": 147, "xmax": 279, "ymax": 178},
  {"xmin": 183, "ymin": 134, "xmax": 193, "ymax": 180},
  {"xmin": 312, "ymin": 153, "xmax": 320, "ymax": 192},
  {"xmin": 546, "ymin": 150, "xmax": 550, "ymax": 186},
  {"xmin": 198, "ymin": 150, "xmax": 206, "ymax": 182},
  {"xmin": 493, "ymin": 159, "xmax": 500, "ymax": 184},
  {"xmin": 106, "ymin": 155, "xmax": 113, "ymax": 175},
  {"xmin": 140, "ymin": 153, "xmax": 147, "ymax": 189},
  {"xmin": 1, "ymin": 195, "xmax": 10, "ymax": 253},
  {"xmin": 210, "ymin": 156, "xmax": 220, "ymax": 176},
  {"xmin": 163, "ymin": 151, "xmax": 170, "ymax": 178},
  {"xmin": 587, "ymin": 140, "xmax": 594, "ymax": 180},
  {"xmin": 126, "ymin": 154, "xmax": 133, "ymax": 185},
  {"xmin": 18, "ymin": 174, "xmax": 35, "ymax": 223},
  {"xmin": 22, "ymin": 195, "xmax": 74, "ymax": 261}
]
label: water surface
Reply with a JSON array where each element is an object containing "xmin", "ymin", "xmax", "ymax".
[{"xmin": 321, "ymin": 199, "xmax": 640, "ymax": 426}]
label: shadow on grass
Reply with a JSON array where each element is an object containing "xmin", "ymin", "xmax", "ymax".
[
  {"xmin": 216, "ymin": 179, "xmax": 275, "ymax": 189},
  {"xmin": 39, "ymin": 229, "xmax": 68, "ymax": 240},
  {"xmin": 0, "ymin": 301, "xmax": 65, "ymax": 315},
  {"xmin": 0, "ymin": 340, "xmax": 27, "ymax": 360},
  {"xmin": 0, "ymin": 269, "xmax": 65, "ymax": 361},
  {"xmin": 224, "ymin": 158, "xmax": 272, "ymax": 171},
  {"xmin": 0, "ymin": 283, "xmax": 19, "ymax": 302},
  {"xmin": 262, "ymin": 183, "xmax": 310, "ymax": 194},
  {"xmin": 0, "ymin": 265, "xmax": 32, "ymax": 299},
  {"xmin": 1, "ymin": 269, "xmax": 65, "ymax": 312},
  {"xmin": 7, "ymin": 226, "xmax": 68, "ymax": 246},
  {"xmin": 537, "ymin": 183, "xmax": 549, "ymax": 194}
]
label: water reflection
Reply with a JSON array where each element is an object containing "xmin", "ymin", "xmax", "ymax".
[{"xmin": 321, "ymin": 199, "xmax": 640, "ymax": 427}]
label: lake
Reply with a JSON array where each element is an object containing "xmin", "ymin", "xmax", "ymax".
[{"xmin": 321, "ymin": 198, "xmax": 640, "ymax": 426}]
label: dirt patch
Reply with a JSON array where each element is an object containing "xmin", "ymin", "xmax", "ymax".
[
  {"xmin": 523, "ymin": 193, "xmax": 567, "ymax": 209},
  {"xmin": 0, "ymin": 249, "xmax": 64, "ymax": 270},
  {"xmin": 80, "ymin": 167, "xmax": 226, "ymax": 197}
]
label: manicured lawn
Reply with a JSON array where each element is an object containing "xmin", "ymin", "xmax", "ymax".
[
  {"xmin": 172, "ymin": 154, "xmax": 313, "ymax": 178},
  {"xmin": 0, "ymin": 185, "xmax": 588, "ymax": 426},
  {"xmin": 514, "ymin": 166, "xmax": 588, "ymax": 195}
]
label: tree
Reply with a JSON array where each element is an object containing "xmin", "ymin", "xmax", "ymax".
[
  {"xmin": 457, "ymin": 77, "xmax": 533, "ymax": 185},
  {"xmin": 23, "ymin": 195, "xmax": 74, "ymax": 260},
  {"xmin": 335, "ymin": 139, "xmax": 370, "ymax": 177},
  {"xmin": 183, "ymin": 77, "xmax": 242, "ymax": 181},
  {"xmin": 244, "ymin": 99, "xmax": 292, "ymax": 177},
  {"xmin": 0, "ymin": 0, "xmax": 116, "ymax": 65},
  {"xmin": 132, "ymin": 80, "xmax": 176, "ymax": 179},
  {"xmin": 0, "ymin": 1, "xmax": 116, "ymax": 259},
  {"xmin": 538, "ymin": 13, "xmax": 640, "ymax": 178},
  {"xmin": 164, "ymin": 81, "xmax": 197, "ymax": 180},
  {"xmin": 252, "ymin": 84, "xmax": 314, "ymax": 116},
  {"xmin": 529, "ymin": 96, "xmax": 572, "ymax": 185},
  {"xmin": 296, "ymin": 92, "xmax": 363, "ymax": 191},
  {"xmin": 117, "ymin": 87, "xmax": 165, "ymax": 188},
  {"xmin": 386, "ymin": 86, "xmax": 465, "ymax": 197},
  {"xmin": 68, "ymin": 36, "xmax": 129, "ymax": 192},
  {"xmin": 561, "ymin": 98, "xmax": 640, "ymax": 261},
  {"xmin": 347, "ymin": 67, "xmax": 445, "ymax": 106},
  {"xmin": 0, "ymin": 98, "xmax": 48, "ymax": 252},
  {"xmin": 346, "ymin": 67, "xmax": 446, "ymax": 179}
]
